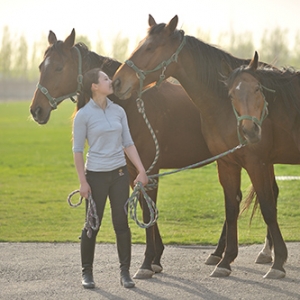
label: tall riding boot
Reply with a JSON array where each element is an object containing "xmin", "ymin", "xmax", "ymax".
[
  {"xmin": 116, "ymin": 228, "xmax": 135, "ymax": 288},
  {"xmin": 81, "ymin": 229, "xmax": 96, "ymax": 289}
]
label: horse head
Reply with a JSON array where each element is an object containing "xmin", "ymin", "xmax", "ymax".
[
  {"xmin": 113, "ymin": 15, "xmax": 184, "ymax": 99},
  {"xmin": 223, "ymin": 51, "xmax": 269, "ymax": 144},
  {"xmin": 29, "ymin": 29, "xmax": 81, "ymax": 124}
]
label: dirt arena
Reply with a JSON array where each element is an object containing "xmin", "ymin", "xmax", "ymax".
[{"xmin": 0, "ymin": 242, "xmax": 299, "ymax": 299}]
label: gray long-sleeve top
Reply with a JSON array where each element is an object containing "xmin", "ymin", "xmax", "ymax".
[{"xmin": 72, "ymin": 98, "xmax": 134, "ymax": 172}]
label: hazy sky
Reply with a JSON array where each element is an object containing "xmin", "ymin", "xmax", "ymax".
[{"xmin": 0, "ymin": 0, "xmax": 299, "ymax": 54}]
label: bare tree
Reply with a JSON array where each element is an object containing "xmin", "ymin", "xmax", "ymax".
[
  {"xmin": 95, "ymin": 33, "xmax": 107, "ymax": 57},
  {"xmin": 0, "ymin": 26, "xmax": 13, "ymax": 78},
  {"xmin": 111, "ymin": 32, "xmax": 129, "ymax": 63},
  {"xmin": 28, "ymin": 33, "xmax": 47, "ymax": 81},
  {"xmin": 259, "ymin": 27, "xmax": 290, "ymax": 67},
  {"xmin": 290, "ymin": 30, "xmax": 300, "ymax": 69},
  {"xmin": 12, "ymin": 34, "xmax": 28, "ymax": 78}
]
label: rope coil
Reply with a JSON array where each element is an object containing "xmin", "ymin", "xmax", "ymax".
[
  {"xmin": 67, "ymin": 190, "xmax": 99, "ymax": 238},
  {"xmin": 126, "ymin": 143, "xmax": 247, "ymax": 228}
]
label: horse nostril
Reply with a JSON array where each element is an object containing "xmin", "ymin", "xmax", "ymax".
[
  {"xmin": 30, "ymin": 107, "xmax": 40, "ymax": 120},
  {"xmin": 113, "ymin": 78, "xmax": 121, "ymax": 92}
]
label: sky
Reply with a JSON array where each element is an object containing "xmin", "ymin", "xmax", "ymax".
[{"xmin": 0, "ymin": 0, "xmax": 299, "ymax": 55}]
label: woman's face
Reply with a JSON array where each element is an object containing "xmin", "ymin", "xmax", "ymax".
[{"xmin": 95, "ymin": 71, "xmax": 113, "ymax": 95}]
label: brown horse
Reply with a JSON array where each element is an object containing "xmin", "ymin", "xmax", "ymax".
[
  {"xmin": 113, "ymin": 15, "xmax": 300, "ymax": 279},
  {"xmin": 29, "ymin": 29, "xmax": 213, "ymax": 279},
  {"xmin": 224, "ymin": 51, "xmax": 300, "ymax": 151}
]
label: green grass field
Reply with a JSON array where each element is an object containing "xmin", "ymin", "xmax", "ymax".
[{"xmin": 0, "ymin": 101, "xmax": 299, "ymax": 244}]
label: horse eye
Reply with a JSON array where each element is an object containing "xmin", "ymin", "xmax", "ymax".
[{"xmin": 55, "ymin": 66, "xmax": 63, "ymax": 72}]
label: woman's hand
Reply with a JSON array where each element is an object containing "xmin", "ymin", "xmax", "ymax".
[
  {"xmin": 134, "ymin": 171, "xmax": 149, "ymax": 187},
  {"xmin": 79, "ymin": 181, "xmax": 91, "ymax": 199}
]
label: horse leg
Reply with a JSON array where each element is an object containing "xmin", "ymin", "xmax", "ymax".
[
  {"xmin": 151, "ymin": 223, "xmax": 164, "ymax": 272},
  {"xmin": 249, "ymin": 164, "xmax": 287, "ymax": 278},
  {"xmin": 205, "ymin": 189, "xmax": 242, "ymax": 265},
  {"xmin": 256, "ymin": 175, "xmax": 278, "ymax": 264},
  {"xmin": 210, "ymin": 161, "xmax": 241, "ymax": 277},
  {"xmin": 205, "ymin": 222, "xmax": 226, "ymax": 265},
  {"xmin": 133, "ymin": 187, "xmax": 162, "ymax": 279}
]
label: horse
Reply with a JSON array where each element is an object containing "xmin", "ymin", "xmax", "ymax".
[
  {"xmin": 29, "ymin": 29, "xmax": 213, "ymax": 279},
  {"xmin": 224, "ymin": 51, "xmax": 300, "ymax": 151},
  {"xmin": 112, "ymin": 14, "xmax": 300, "ymax": 279}
]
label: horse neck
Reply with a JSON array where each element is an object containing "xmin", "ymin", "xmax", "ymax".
[{"xmin": 171, "ymin": 40, "xmax": 251, "ymax": 147}]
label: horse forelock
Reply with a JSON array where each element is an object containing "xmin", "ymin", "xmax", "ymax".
[{"xmin": 148, "ymin": 23, "xmax": 166, "ymax": 35}]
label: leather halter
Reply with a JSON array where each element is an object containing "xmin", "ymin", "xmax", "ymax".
[{"xmin": 37, "ymin": 46, "xmax": 83, "ymax": 109}]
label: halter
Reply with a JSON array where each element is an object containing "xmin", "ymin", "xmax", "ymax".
[
  {"xmin": 37, "ymin": 46, "xmax": 83, "ymax": 109},
  {"xmin": 232, "ymin": 84, "xmax": 275, "ymax": 144},
  {"xmin": 125, "ymin": 31, "xmax": 186, "ymax": 98}
]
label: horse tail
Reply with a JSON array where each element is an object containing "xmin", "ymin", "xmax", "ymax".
[{"xmin": 239, "ymin": 185, "xmax": 259, "ymax": 224}]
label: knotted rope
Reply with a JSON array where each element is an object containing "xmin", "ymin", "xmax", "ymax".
[{"xmin": 67, "ymin": 190, "xmax": 99, "ymax": 238}]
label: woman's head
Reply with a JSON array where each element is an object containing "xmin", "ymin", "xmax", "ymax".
[
  {"xmin": 76, "ymin": 68, "xmax": 102, "ymax": 110},
  {"xmin": 76, "ymin": 68, "xmax": 113, "ymax": 111}
]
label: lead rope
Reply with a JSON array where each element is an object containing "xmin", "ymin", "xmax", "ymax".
[
  {"xmin": 67, "ymin": 190, "xmax": 99, "ymax": 238},
  {"xmin": 126, "ymin": 142, "xmax": 247, "ymax": 228}
]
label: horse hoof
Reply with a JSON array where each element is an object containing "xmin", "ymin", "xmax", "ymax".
[
  {"xmin": 205, "ymin": 254, "xmax": 222, "ymax": 265},
  {"xmin": 255, "ymin": 252, "xmax": 273, "ymax": 264},
  {"xmin": 133, "ymin": 268, "xmax": 154, "ymax": 279},
  {"xmin": 210, "ymin": 267, "xmax": 231, "ymax": 277},
  {"xmin": 263, "ymin": 268, "xmax": 286, "ymax": 279},
  {"xmin": 151, "ymin": 264, "xmax": 163, "ymax": 273}
]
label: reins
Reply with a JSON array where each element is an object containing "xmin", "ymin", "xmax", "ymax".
[{"xmin": 37, "ymin": 46, "xmax": 83, "ymax": 109}]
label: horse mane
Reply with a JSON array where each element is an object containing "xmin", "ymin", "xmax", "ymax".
[
  {"xmin": 74, "ymin": 43, "xmax": 121, "ymax": 78},
  {"xmin": 183, "ymin": 33, "xmax": 251, "ymax": 98},
  {"xmin": 227, "ymin": 65, "xmax": 300, "ymax": 118}
]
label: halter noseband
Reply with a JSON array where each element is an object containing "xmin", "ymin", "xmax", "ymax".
[
  {"xmin": 232, "ymin": 84, "xmax": 275, "ymax": 144},
  {"xmin": 37, "ymin": 46, "xmax": 83, "ymax": 109},
  {"xmin": 125, "ymin": 30, "xmax": 186, "ymax": 98}
]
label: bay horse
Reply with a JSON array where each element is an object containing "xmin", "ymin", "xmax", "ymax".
[
  {"xmin": 29, "ymin": 29, "xmax": 213, "ymax": 279},
  {"xmin": 224, "ymin": 51, "xmax": 300, "ymax": 151},
  {"xmin": 112, "ymin": 15, "xmax": 300, "ymax": 279}
]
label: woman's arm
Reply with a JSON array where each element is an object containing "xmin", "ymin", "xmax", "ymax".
[
  {"xmin": 124, "ymin": 145, "xmax": 148, "ymax": 186},
  {"xmin": 74, "ymin": 152, "xmax": 90, "ymax": 198}
]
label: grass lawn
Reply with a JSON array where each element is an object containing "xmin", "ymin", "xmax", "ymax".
[{"xmin": 0, "ymin": 100, "xmax": 299, "ymax": 244}]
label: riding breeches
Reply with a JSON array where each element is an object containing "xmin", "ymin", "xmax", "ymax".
[{"xmin": 85, "ymin": 166, "xmax": 130, "ymax": 235}]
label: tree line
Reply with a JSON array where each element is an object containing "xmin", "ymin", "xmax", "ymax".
[{"xmin": 0, "ymin": 25, "xmax": 300, "ymax": 82}]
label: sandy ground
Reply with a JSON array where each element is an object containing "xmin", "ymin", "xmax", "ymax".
[{"xmin": 0, "ymin": 242, "xmax": 299, "ymax": 300}]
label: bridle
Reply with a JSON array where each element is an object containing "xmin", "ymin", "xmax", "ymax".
[
  {"xmin": 232, "ymin": 83, "xmax": 275, "ymax": 144},
  {"xmin": 125, "ymin": 30, "xmax": 186, "ymax": 98},
  {"xmin": 36, "ymin": 46, "xmax": 83, "ymax": 109}
]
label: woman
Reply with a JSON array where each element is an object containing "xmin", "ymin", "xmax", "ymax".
[{"xmin": 72, "ymin": 68, "xmax": 148, "ymax": 289}]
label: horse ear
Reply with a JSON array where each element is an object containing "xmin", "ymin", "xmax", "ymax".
[
  {"xmin": 148, "ymin": 14, "xmax": 157, "ymax": 27},
  {"xmin": 166, "ymin": 15, "xmax": 178, "ymax": 34},
  {"xmin": 63, "ymin": 28, "xmax": 75, "ymax": 49},
  {"xmin": 220, "ymin": 59, "xmax": 233, "ymax": 78},
  {"xmin": 249, "ymin": 51, "xmax": 259, "ymax": 70},
  {"xmin": 48, "ymin": 31, "xmax": 57, "ymax": 45}
]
